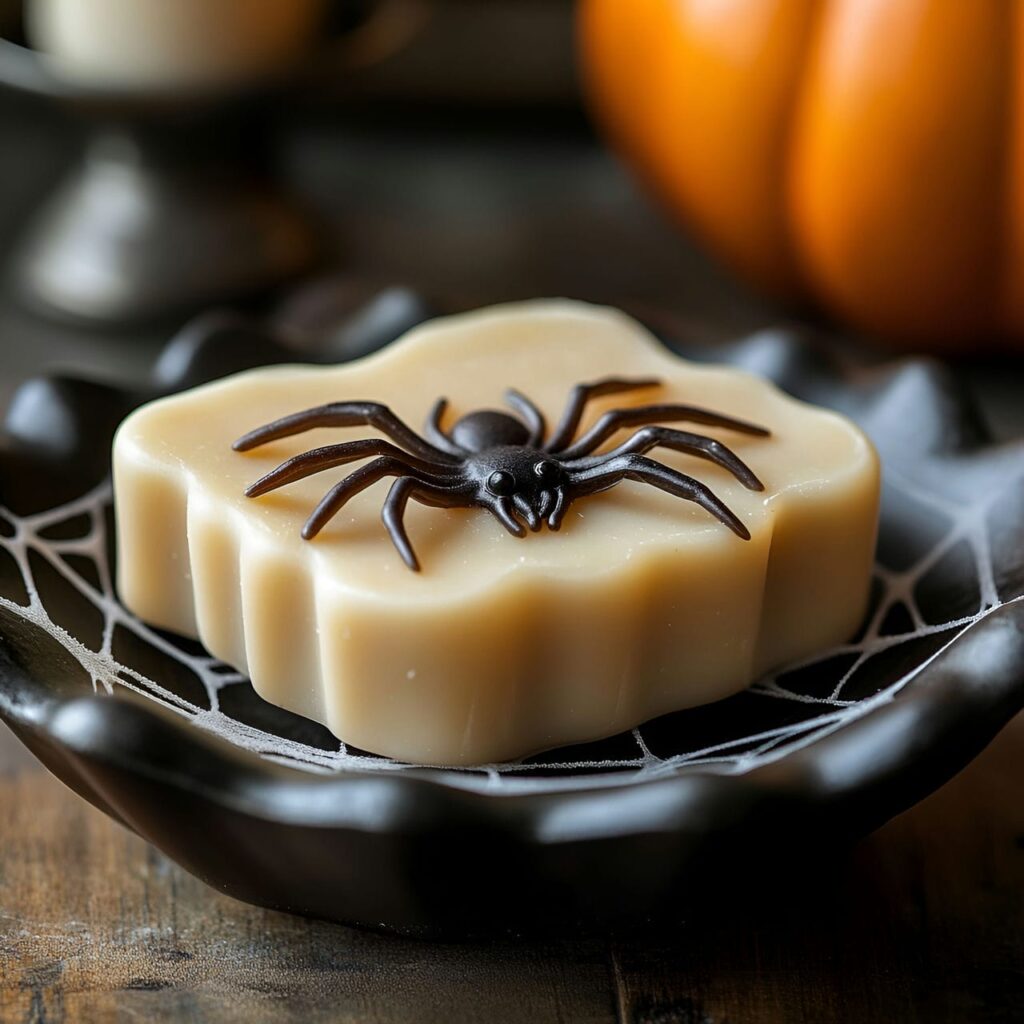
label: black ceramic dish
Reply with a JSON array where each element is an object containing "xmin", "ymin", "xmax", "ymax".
[{"xmin": 1, "ymin": 289, "xmax": 1022, "ymax": 937}]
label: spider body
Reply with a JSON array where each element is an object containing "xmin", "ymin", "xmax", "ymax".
[
  {"xmin": 233, "ymin": 378, "xmax": 770, "ymax": 571},
  {"xmin": 451, "ymin": 410, "xmax": 531, "ymax": 450}
]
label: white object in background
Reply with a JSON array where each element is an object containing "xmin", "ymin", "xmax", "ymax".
[{"xmin": 27, "ymin": 0, "xmax": 325, "ymax": 90}]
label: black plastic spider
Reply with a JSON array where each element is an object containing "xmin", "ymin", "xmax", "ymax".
[{"xmin": 233, "ymin": 378, "xmax": 770, "ymax": 571}]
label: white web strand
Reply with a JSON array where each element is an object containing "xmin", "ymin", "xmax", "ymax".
[{"xmin": 0, "ymin": 464, "xmax": 1012, "ymax": 796}]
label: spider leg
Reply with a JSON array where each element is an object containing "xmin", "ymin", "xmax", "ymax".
[
  {"xmin": 301, "ymin": 457, "xmax": 454, "ymax": 539},
  {"xmin": 488, "ymin": 497, "xmax": 526, "ymax": 538},
  {"xmin": 504, "ymin": 389, "xmax": 546, "ymax": 446},
  {"xmin": 245, "ymin": 440, "xmax": 456, "ymax": 498},
  {"xmin": 382, "ymin": 477, "xmax": 471, "ymax": 572},
  {"xmin": 546, "ymin": 487, "xmax": 567, "ymax": 530},
  {"xmin": 423, "ymin": 398, "xmax": 466, "ymax": 456},
  {"xmin": 537, "ymin": 489, "xmax": 554, "ymax": 519},
  {"xmin": 565, "ymin": 426, "xmax": 764, "ymax": 491},
  {"xmin": 557, "ymin": 404, "xmax": 770, "ymax": 461},
  {"xmin": 571, "ymin": 455, "xmax": 751, "ymax": 539},
  {"xmin": 513, "ymin": 494, "xmax": 542, "ymax": 532},
  {"xmin": 233, "ymin": 401, "xmax": 458, "ymax": 464},
  {"xmin": 545, "ymin": 377, "xmax": 661, "ymax": 452}
]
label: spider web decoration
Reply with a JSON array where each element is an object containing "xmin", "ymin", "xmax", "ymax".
[{"xmin": 0, "ymin": 458, "xmax": 1016, "ymax": 796}]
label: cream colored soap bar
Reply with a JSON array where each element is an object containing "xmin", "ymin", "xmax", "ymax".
[{"xmin": 113, "ymin": 301, "xmax": 879, "ymax": 765}]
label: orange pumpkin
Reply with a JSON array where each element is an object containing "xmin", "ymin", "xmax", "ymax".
[{"xmin": 580, "ymin": 0, "xmax": 1024, "ymax": 352}]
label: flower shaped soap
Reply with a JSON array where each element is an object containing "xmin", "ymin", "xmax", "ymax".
[{"xmin": 114, "ymin": 301, "xmax": 880, "ymax": 765}]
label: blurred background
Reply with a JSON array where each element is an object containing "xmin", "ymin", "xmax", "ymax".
[
  {"xmin": 0, "ymin": 5, "xmax": 1022, "ymax": 1020},
  {"xmin": 0, "ymin": 0, "xmax": 1020, "ymax": 434}
]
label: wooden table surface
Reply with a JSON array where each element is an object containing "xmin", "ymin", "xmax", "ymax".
[{"xmin": 0, "ymin": 98, "xmax": 1022, "ymax": 1023}]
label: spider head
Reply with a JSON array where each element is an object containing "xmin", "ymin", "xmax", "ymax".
[{"xmin": 468, "ymin": 447, "xmax": 565, "ymax": 531}]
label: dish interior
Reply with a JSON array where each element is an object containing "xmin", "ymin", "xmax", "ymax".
[{"xmin": 1, "ymin": 331, "xmax": 1020, "ymax": 794}]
